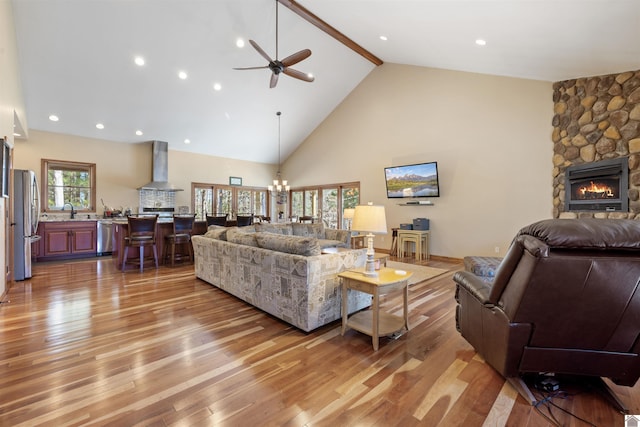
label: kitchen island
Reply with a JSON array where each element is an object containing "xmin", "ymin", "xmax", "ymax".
[{"xmin": 112, "ymin": 218, "xmax": 207, "ymax": 270}]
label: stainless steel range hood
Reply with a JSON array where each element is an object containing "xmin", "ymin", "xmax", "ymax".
[{"xmin": 137, "ymin": 140, "xmax": 183, "ymax": 191}]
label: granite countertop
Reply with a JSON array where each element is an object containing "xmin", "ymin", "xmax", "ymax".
[{"xmin": 40, "ymin": 216, "xmax": 101, "ymax": 222}]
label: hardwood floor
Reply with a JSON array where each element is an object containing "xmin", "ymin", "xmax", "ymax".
[{"xmin": 1, "ymin": 255, "xmax": 638, "ymax": 426}]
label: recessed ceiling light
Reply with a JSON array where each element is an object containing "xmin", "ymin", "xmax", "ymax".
[
  {"xmin": 134, "ymin": 56, "xmax": 145, "ymax": 66},
  {"xmin": 213, "ymin": 83, "xmax": 222, "ymax": 91},
  {"xmin": 135, "ymin": 130, "xmax": 143, "ymax": 136},
  {"xmin": 13, "ymin": 132, "xmax": 21, "ymax": 137},
  {"xmin": 184, "ymin": 139, "xmax": 191, "ymax": 144},
  {"xmin": 379, "ymin": 35, "xmax": 388, "ymax": 41},
  {"xmin": 178, "ymin": 71, "xmax": 188, "ymax": 80},
  {"xmin": 96, "ymin": 123, "xmax": 104, "ymax": 129},
  {"xmin": 236, "ymin": 38, "xmax": 245, "ymax": 48},
  {"xmin": 49, "ymin": 115, "xmax": 59, "ymax": 122},
  {"xmin": 475, "ymin": 39, "xmax": 487, "ymax": 46}
]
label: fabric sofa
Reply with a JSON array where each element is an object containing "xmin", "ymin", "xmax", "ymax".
[
  {"xmin": 192, "ymin": 224, "xmax": 370, "ymax": 332},
  {"xmin": 454, "ymin": 218, "xmax": 640, "ymax": 409}
]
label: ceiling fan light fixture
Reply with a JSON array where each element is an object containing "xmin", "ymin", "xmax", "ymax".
[{"xmin": 233, "ymin": 0, "xmax": 314, "ymax": 88}]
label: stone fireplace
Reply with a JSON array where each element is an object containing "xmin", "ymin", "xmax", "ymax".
[
  {"xmin": 552, "ymin": 70, "xmax": 640, "ymax": 219},
  {"xmin": 565, "ymin": 157, "xmax": 629, "ymax": 212}
]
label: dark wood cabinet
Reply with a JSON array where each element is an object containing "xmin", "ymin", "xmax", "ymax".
[{"xmin": 35, "ymin": 221, "xmax": 97, "ymax": 261}]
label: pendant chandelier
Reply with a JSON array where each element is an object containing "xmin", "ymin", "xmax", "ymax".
[{"xmin": 268, "ymin": 111, "xmax": 290, "ymax": 201}]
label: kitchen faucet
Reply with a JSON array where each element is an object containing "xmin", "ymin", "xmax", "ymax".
[{"xmin": 62, "ymin": 203, "xmax": 76, "ymax": 219}]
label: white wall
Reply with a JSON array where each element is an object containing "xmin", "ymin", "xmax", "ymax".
[
  {"xmin": 284, "ymin": 63, "xmax": 554, "ymax": 258},
  {"xmin": 13, "ymin": 130, "xmax": 276, "ymax": 215}
]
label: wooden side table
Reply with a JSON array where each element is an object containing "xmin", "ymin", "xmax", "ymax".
[
  {"xmin": 397, "ymin": 229, "xmax": 430, "ymax": 261},
  {"xmin": 339, "ymin": 267, "xmax": 412, "ymax": 351},
  {"xmin": 351, "ymin": 233, "xmax": 366, "ymax": 249}
]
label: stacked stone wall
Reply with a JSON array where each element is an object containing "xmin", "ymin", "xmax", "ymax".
[{"xmin": 552, "ymin": 70, "xmax": 640, "ymax": 219}]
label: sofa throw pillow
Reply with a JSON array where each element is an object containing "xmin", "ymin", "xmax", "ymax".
[
  {"xmin": 226, "ymin": 227, "xmax": 258, "ymax": 247},
  {"xmin": 204, "ymin": 226, "xmax": 229, "ymax": 241},
  {"xmin": 291, "ymin": 223, "xmax": 325, "ymax": 239},
  {"xmin": 255, "ymin": 232, "xmax": 321, "ymax": 256},
  {"xmin": 254, "ymin": 223, "xmax": 293, "ymax": 235}
]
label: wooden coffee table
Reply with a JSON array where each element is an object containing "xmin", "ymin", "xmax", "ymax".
[{"xmin": 339, "ymin": 267, "xmax": 412, "ymax": 351}]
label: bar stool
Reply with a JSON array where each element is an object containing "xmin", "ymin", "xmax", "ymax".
[
  {"xmin": 236, "ymin": 215, "xmax": 254, "ymax": 227},
  {"xmin": 206, "ymin": 214, "xmax": 227, "ymax": 227},
  {"xmin": 299, "ymin": 216, "xmax": 314, "ymax": 223},
  {"xmin": 122, "ymin": 215, "xmax": 159, "ymax": 272},
  {"xmin": 165, "ymin": 214, "xmax": 196, "ymax": 267}
]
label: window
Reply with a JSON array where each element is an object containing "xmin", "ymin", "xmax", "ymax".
[
  {"xmin": 289, "ymin": 182, "xmax": 359, "ymax": 227},
  {"xmin": 192, "ymin": 182, "xmax": 268, "ymax": 220},
  {"xmin": 321, "ymin": 188, "xmax": 338, "ymax": 228},
  {"xmin": 42, "ymin": 159, "xmax": 96, "ymax": 212},
  {"xmin": 342, "ymin": 185, "xmax": 360, "ymax": 228},
  {"xmin": 290, "ymin": 191, "xmax": 304, "ymax": 219}
]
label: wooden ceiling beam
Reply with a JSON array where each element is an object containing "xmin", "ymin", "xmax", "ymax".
[{"xmin": 277, "ymin": 0, "xmax": 383, "ymax": 66}]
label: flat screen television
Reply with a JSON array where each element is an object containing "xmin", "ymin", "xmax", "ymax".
[{"xmin": 384, "ymin": 161, "xmax": 440, "ymax": 199}]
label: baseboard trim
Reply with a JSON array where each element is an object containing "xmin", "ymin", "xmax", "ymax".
[{"xmin": 373, "ymin": 248, "xmax": 462, "ymax": 264}]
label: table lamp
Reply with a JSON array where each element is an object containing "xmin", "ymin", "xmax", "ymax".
[
  {"xmin": 343, "ymin": 208, "xmax": 355, "ymax": 230},
  {"xmin": 352, "ymin": 203, "xmax": 387, "ymax": 277}
]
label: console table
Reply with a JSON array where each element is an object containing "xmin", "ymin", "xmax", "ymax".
[
  {"xmin": 339, "ymin": 267, "xmax": 412, "ymax": 351},
  {"xmin": 397, "ymin": 229, "xmax": 430, "ymax": 261}
]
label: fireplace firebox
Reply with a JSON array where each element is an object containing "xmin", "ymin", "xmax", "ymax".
[{"xmin": 564, "ymin": 157, "xmax": 629, "ymax": 212}]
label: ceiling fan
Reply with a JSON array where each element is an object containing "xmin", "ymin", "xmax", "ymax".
[{"xmin": 233, "ymin": 0, "xmax": 314, "ymax": 88}]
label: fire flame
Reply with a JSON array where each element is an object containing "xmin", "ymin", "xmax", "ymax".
[{"xmin": 578, "ymin": 181, "xmax": 615, "ymax": 198}]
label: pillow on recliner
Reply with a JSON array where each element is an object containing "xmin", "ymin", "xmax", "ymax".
[{"xmin": 255, "ymin": 232, "xmax": 321, "ymax": 256}]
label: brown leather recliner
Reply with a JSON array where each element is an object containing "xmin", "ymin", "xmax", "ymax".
[{"xmin": 454, "ymin": 218, "xmax": 640, "ymax": 410}]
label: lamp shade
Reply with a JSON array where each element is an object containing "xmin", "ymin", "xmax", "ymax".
[
  {"xmin": 343, "ymin": 208, "xmax": 355, "ymax": 220},
  {"xmin": 352, "ymin": 204, "xmax": 387, "ymax": 234}
]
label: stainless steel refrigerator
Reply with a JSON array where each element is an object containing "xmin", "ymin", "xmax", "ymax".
[{"xmin": 13, "ymin": 169, "xmax": 41, "ymax": 281}]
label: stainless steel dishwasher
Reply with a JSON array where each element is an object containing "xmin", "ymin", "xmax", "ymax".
[{"xmin": 97, "ymin": 219, "xmax": 113, "ymax": 256}]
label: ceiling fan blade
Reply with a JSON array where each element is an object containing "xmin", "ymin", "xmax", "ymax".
[
  {"xmin": 249, "ymin": 39, "xmax": 273, "ymax": 63},
  {"xmin": 233, "ymin": 66, "xmax": 269, "ymax": 70},
  {"xmin": 281, "ymin": 49, "xmax": 312, "ymax": 67},
  {"xmin": 270, "ymin": 73, "xmax": 279, "ymax": 88},
  {"xmin": 283, "ymin": 67, "xmax": 314, "ymax": 83}
]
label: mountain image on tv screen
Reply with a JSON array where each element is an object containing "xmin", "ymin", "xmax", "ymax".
[{"xmin": 384, "ymin": 162, "xmax": 440, "ymax": 198}]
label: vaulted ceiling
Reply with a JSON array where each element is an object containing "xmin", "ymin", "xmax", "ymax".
[{"xmin": 12, "ymin": 0, "xmax": 640, "ymax": 164}]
